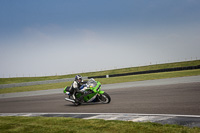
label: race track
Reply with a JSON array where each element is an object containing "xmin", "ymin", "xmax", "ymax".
[{"xmin": 1, "ymin": 82, "xmax": 200, "ymax": 115}]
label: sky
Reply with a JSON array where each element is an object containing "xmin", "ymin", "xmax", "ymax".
[{"xmin": 0, "ymin": 0, "xmax": 200, "ymax": 78}]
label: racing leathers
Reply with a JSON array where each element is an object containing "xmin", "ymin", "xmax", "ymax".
[{"xmin": 69, "ymin": 80, "xmax": 87, "ymax": 102}]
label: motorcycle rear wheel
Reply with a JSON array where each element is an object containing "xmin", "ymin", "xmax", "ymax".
[{"xmin": 73, "ymin": 102, "xmax": 81, "ymax": 106}]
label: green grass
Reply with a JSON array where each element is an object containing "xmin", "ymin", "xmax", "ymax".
[
  {"xmin": 0, "ymin": 74, "xmax": 76, "ymax": 85},
  {"xmin": 1, "ymin": 60, "xmax": 200, "ymax": 84},
  {"xmin": 96, "ymin": 69, "xmax": 200, "ymax": 84},
  {"xmin": 0, "ymin": 69, "xmax": 200, "ymax": 94},
  {"xmin": 0, "ymin": 81, "xmax": 73, "ymax": 94},
  {"xmin": 0, "ymin": 116, "xmax": 199, "ymax": 133}
]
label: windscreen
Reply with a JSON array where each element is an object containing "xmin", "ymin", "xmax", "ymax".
[{"xmin": 87, "ymin": 78, "xmax": 97, "ymax": 87}]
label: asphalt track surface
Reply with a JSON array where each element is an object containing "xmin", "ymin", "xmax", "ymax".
[{"xmin": 0, "ymin": 81, "xmax": 200, "ymax": 115}]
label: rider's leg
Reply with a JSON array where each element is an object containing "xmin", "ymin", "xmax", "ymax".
[{"xmin": 73, "ymin": 88, "xmax": 84, "ymax": 103}]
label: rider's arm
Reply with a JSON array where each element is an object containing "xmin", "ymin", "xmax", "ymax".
[
  {"xmin": 72, "ymin": 81, "xmax": 78, "ymax": 89},
  {"xmin": 80, "ymin": 86, "xmax": 88, "ymax": 92},
  {"xmin": 72, "ymin": 81, "xmax": 84, "ymax": 94}
]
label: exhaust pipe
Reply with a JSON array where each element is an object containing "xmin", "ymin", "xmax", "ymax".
[{"xmin": 65, "ymin": 98, "xmax": 75, "ymax": 103}]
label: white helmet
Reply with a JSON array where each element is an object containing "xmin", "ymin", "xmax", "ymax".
[{"xmin": 75, "ymin": 75, "xmax": 82, "ymax": 83}]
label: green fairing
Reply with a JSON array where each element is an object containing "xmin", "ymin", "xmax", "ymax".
[
  {"xmin": 63, "ymin": 86, "xmax": 68, "ymax": 93},
  {"xmin": 99, "ymin": 90, "xmax": 104, "ymax": 94},
  {"xmin": 90, "ymin": 81, "xmax": 101, "ymax": 93},
  {"xmin": 84, "ymin": 81, "xmax": 104, "ymax": 102},
  {"xmin": 75, "ymin": 91, "xmax": 97, "ymax": 102},
  {"xmin": 64, "ymin": 79, "xmax": 109, "ymax": 103},
  {"xmin": 84, "ymin": 93, "xmax": 97, "ymax": 102},
  {"xmin": 95, "ymin": 81, "xmax": 104, "ymax": 94},
  {"xmin": 77, "ymin": 81, "xmax": 104, "ymax": 102}
]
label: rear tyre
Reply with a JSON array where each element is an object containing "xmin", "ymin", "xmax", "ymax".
[
  {"xmin": 99, "ymin": 92, "xmax": 111, "ymax": 104},
  {"xmin": 73, "ymin": 102, "xmax": 81, "ymax": 106}
]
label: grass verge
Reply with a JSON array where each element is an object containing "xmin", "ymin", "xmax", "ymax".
[
  {"xmin": 1, "ymin": 60, "xmax": 200, "ymax": 84},
  {"xmin": 0, "ymin": 116, "xmax": 199, "ymax": 133},
  {"xmin": 96, "ymin": 69, "xmax": 200, "ymax": 84},
  {"xmin": 0, "ymin": 69, "xmax": 200, "ymax": 94},
  {"xmin": 0, "ymin": 81, "xmax": 73, "ymax": 94}
]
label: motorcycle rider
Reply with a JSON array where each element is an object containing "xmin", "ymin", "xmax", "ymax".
[
  {"xmin": 72, "ymin": 75, "xmax": 85, "ymax": 90},
  {"xmin": 68, "ymin": 75, "xmax": 88, "ymax": 102}
]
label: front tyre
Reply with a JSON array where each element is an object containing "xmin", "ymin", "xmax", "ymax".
[{"xmin": 99, "ymin": 92, "xmax": 111, "ymax": 104}]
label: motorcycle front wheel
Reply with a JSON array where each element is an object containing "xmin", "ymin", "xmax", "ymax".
[{"xmin": 99, "ymin": 92, "xmax": 111, "ymax": 104}]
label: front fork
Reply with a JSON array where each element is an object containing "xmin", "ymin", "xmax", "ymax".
[{"xmin": 96, "ymin": 91, "xmax": 104, "ymax": 101}]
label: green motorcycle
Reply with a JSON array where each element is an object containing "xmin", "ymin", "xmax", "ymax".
[{"xmin": 63, "ymin": 78, "xmax": 111, "ymax": 106}]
